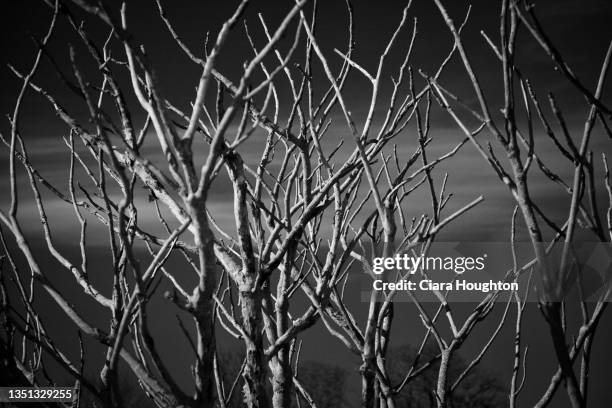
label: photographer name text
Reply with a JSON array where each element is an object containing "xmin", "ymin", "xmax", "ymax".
[{"xmin": 371, "ymin": 254, "xmax": 517, "ymax": 293}]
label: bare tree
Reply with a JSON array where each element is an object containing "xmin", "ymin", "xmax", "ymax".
[
  {"xmin": 428, "ymin": 1, "xmax": 612, "ymax": 407},
  {"xmin": 1, "ymin": 1, "xmax": 610, "ymax": 408}
]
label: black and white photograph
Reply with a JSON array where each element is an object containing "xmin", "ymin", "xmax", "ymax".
[{"xmin": 1, "ymin": 0, "xmax": 612, "ymax": 407}]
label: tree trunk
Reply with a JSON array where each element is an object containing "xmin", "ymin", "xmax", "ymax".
[
  {"xmin": 543, "ymin": 302, "xmax": 584, "ymax": 408},
  {"xmin": 240, "ymin": 289, "xmax": 269, "ymax": 408},
  {"xmin": 436, "ymin": 349, "xmax": 451, "ymax": 408},
  {"xmin": 271, "ymin": 256, "xmax": 293, "ymax": 408},
  {"xmin": 190, "ymin": 202, "xmax": 218, "ymax": 408}
]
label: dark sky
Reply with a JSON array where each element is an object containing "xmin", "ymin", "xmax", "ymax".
[
  {"xmin": 2, "ymin": 1, "xmax": 612, "ymax": 407},
  {"xmin": 2, "ymin": 0, "xmax": 611, "ymax": 242}
]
